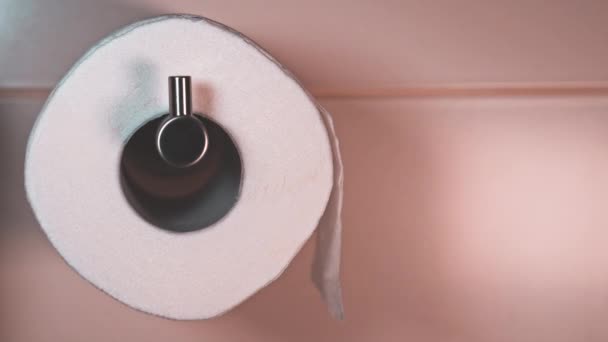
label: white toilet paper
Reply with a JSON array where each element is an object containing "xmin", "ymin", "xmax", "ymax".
[{"xmin": 25, "ymin": 15, "xmax": 343, "ymax": 320}]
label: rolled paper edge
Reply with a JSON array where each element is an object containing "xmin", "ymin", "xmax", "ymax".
[{"xmin": 312, "ymin": 105, "xmax": 345, "ymax": 320}]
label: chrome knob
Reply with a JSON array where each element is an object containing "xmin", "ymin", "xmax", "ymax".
[{"xmin": 156, "ymin": 76, "xmax": 209, "ymax": 168}]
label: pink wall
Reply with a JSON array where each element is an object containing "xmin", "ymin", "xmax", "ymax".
[{"xmin": 2, "ymin": 1, "xmax": 608, "ymax": 341}]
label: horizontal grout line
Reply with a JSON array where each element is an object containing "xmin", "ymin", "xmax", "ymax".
[
  {"xmin": 3, "ymin": 83, "xmax": 608, "ymax": 100},
  {"xmin": 312, "ymin": 83, "xmax": 608, "ymax": 98}
]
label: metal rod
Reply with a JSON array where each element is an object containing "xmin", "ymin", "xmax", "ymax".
[{"xmin": 169, "ymin": 76, "xmax": 192, "ymax": 117}]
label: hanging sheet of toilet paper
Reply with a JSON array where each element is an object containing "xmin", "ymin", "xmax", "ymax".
[{"xmin": 25, "ymin": 15, "xmax": 343, "ymax": 320}]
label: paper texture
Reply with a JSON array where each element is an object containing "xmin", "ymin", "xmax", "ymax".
[{"xmin": 25, "ymin": 15, "xmax": 343, "ymax": 320}]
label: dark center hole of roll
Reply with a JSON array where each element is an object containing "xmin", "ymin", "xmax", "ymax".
[{"xmin": 120, "ymin": 115, "xmax": 242, "ymax": 233}]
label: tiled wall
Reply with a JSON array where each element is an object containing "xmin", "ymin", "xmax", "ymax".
[{"xmin": 2, "ymin": 1, "xmax": 608, "ymax": 341}]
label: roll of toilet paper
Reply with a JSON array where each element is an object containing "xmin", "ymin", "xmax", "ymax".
[{"xmin": 25, "ymin": 15, "xmax": 343, "ymax": 320}]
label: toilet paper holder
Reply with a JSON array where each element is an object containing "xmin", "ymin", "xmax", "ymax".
[
  {"xmin": 156, "ymin": 76, "xmax": 209, "ymax": 168},
  {"xmin": 120, "ymin": 74, "xmax": 243, "ymax": 232}
]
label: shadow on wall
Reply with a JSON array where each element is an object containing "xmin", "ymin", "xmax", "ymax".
[
  {"xmin": 0, "ymin": 0, "xmax": 161, "ymax": 87},
  {"xmin": 0, "ymin": 99, "xmax": 44, "ymax": 232}
]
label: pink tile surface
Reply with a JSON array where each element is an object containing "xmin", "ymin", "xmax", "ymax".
[
  {"xmin": 4, "ymin": 96, "xmax": 608, "ymax": 341},
  {"xmin": 3, "ymin": 1, "xmax": 608, "ymax": 340},
  {"xmin": 2, "ymin": 0, "xmax": 608, "ymax": 89}
]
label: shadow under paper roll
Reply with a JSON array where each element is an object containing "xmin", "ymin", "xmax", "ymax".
[{"xmin": 120, "ymin": 115, "xmax": 243, "ymax": 233}]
